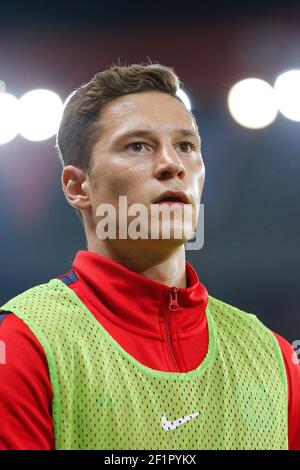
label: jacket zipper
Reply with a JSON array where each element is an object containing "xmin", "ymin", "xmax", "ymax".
[{"xmin": 161, "ymin": 287, "xmax": 180, "ymax": 371}]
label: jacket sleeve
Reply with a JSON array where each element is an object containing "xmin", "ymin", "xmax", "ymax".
[
  {"xmin": 0, "ymin": 312, "xmax": 54, "ymax": 450},
  {"xmin": 273, "ymin": 331, "xmax": 300, "ymax": 450}
]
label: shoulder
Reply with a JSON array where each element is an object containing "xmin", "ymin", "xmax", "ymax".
[
  {"xmin": 0, "ymin": 280, "xmax": 73, "ymax": 370},
  {"xmin": 208, "ymin": 294, "xmax": 274, "ymax": 332},
  {"xmin": 207, "ymin": 295, "xmax": 287, "ymax": 369},
  {"xmin": 0, "ymin": 279, "xmax": 72, "ymax": 320},
  {"xmin": 207, "ymin": 294, "xmax": 261, "ymax": 327},
  {"xmin": 1, "ymin": 279, "xmax": 64, "ymax": 304},
  {"xmin": 0, "ymin": 311, "xmax": 50, "ymax": 378}
]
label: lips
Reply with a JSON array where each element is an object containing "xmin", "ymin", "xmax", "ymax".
[
  {"xmin": 157, "ymin": 199, "xmax": 186, "ymax": 206},
  {"xmin": 153, "ymin": 190, "xmax": 191, "ymax": 205}
]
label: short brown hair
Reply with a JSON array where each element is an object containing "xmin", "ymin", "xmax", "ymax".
[
  {"xmin": 56, "ymin": 62, "xmax": 184, "ymax": 168},
  {"xmin": 56, "ymin": 62, "xmax": 190, "ymax": 222}
]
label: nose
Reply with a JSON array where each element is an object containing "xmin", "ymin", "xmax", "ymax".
[{"xmin": 153, "ymin": 144, "xmax": 186, "ymax": 181}]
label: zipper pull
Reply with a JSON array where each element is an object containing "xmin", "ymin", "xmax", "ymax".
[{"xmin": 169, "ymin": 287, "xmax": 179, "ymax": 311}]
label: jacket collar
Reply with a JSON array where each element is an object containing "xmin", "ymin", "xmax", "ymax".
[{"xmin": 72, "ymin": 250, "xmax": 208, "ymax": 337}]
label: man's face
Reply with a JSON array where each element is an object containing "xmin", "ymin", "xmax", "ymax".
[{"xmin": 87, "ymin": 91, "xmax": 205, "ymax": 244}]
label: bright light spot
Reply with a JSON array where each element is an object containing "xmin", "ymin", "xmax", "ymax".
[
  {"xmin": 228, "ymin": 78, "xmax": 278, "ymax": 129},
  {"xmin": 18, "ymin": 89, "xmax": 64, "ymax": 141},
  {"xmin": 0, "ymin": 80, "xmax": 6, "ymax": 93},
  {"xmin": 0, "ymin": 93, "xmax": 19, "ymax": 145},
  {"xmin": 63, "ymin": 89, "xmax": 76, "ymax": 107},
  {"xmin": 177, "ymin": 88, "xmax": 192, "ymax": 111},
  {"xmin": 274, "ymin": 70, "xmax": 300, "ymax": 122}
]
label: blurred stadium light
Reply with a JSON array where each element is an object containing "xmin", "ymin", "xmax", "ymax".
[
  {"xmin": 274, "ymin": 69, "xmax": 300, "ymax": 122},
  {"xmin": 18, "ymin": 89, "xmax": 63, "ymax": 142},
  {"xmin": 0, "ymin": 92, "xmax": 19, "ymax": 145},
  {"xmin": 227, "ymin": 78, "xmax": 278, "ymax": 129},
  {"xmin": 0, "ymin": 87, "xmax": 63, "ymax": 144},
  {"xmin": 0, "ymin": 80, "xmax": 6, "ymax": 93}
]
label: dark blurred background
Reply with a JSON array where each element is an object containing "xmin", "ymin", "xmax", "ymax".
[{"xmin": 0, "ymin": 0, "xmax": 299, "ymax": 343}]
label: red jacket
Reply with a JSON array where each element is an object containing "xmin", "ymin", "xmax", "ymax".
[{"xmin": 0, "ymin": 250, "xmax": 299, "ymax": 449}]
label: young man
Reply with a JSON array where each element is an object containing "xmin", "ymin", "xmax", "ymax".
[{"xmin": 0, "ymin": 64, "xmax": 299, "ymax": 450}]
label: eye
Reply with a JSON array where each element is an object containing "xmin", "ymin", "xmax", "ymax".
[
  {"xmin": 177, "ymin": 142, "xmax": 194, "ymax": 153},
  {"xmin": 126, "ymin": 142, "xmax": 149, "ymax": 152}
]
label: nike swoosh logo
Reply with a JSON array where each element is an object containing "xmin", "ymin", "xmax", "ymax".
[{"xmin": 161, "ymin": 410, "xmax": 202, "ymax": 431}]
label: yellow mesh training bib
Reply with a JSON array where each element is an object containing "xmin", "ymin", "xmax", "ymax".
[{"xmin": 1, "ymin": 279, "xmax": 288, "ymax": 450}]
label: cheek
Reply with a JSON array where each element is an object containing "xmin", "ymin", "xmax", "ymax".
[
  {"xmin": 106, "ymin": 157, "xmax": 150, "ymax": 195},
  {"xmin": 190, "ymin": 160, "xmax": 205, "ymax": 190},
  {"xmin": 91, "ymin": 159, "xmax": 143, "ymax": 205}
]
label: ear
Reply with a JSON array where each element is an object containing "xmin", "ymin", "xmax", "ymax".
[{"xmin": 61, "ymin": 165, "xmax": 92, "ymax": 211}]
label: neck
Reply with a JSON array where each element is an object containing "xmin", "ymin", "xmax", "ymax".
[{"xmin": 87, "ymin": 238, "xmax": 187, "ymax": 288}]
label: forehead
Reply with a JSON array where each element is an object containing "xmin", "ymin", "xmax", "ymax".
[{"xmin": 98, "ymin": 91, "xmax": 198, "ymax": 140}]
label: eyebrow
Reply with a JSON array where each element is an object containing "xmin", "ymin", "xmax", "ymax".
[{"xmin": 112, "ymin": 128, "xmax": 200, "ymax": 144}]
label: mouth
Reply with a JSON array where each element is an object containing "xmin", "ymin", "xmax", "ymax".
[
  {"xmin": 153, "ymin": 191, "xmax": 191, "ymax": 205},
  {"xmin": 157, "ymin": 198, "xmax": 186, "ymax": 206}
]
